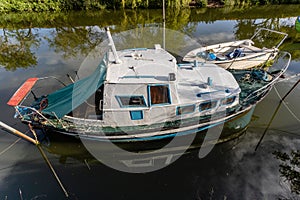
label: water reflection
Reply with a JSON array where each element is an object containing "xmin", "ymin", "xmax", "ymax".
[
  {"xmin": 0, "ymin": 28, "xmax": 39, "ymax": 70},
  {"xmin": 0, "ymin": 5, "xmax": 299, "ymax": 71},
  {"xmin": 47, "ymin": 26, "xmax": 105, "ymax": 59}
]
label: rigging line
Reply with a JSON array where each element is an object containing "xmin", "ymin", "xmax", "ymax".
[
  {"xmin": 273, "ymin": 85, "xmax": 300, "ymax": 123},
  {"xmin": 0, "ymin": 138, "xmax": 21, "ymax": 157}
]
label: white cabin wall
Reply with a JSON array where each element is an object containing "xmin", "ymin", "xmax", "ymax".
[{"xmin": 102, "ymin": 83, "xmax": 149, "ymax": 127}]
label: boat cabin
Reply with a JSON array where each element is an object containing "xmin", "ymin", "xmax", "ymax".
[{"xmin": 93, "ymin": 44, "xmax": 241, "ymax": 127}]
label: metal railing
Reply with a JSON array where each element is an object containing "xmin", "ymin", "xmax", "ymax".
[{"xmin": 240, "ymin": 51, "xmax": 291, "ymax": 105}]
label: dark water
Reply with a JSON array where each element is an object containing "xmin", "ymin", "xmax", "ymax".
[{"xmin": 0, "ymin": 5, "xmax": 300, "ymax": 199}]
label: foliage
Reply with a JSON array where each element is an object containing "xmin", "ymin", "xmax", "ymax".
[
  {"xmin": 195, "ymin": 0, "xmax": 208, "ymax": 7},
  {"xmin": 0, "ymin": 0, "xmax": 193, "ymax": 12},
  {"xmin": 1, "ymin": 0, "xmax": 299, "ymax": 13}
]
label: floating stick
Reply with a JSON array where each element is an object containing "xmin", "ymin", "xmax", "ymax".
[
  {"xmin": 19, "ymin": 188, "xmax": 23, "ymax": 200},
  {"xmin": 29, "ymin": 127, "xmax": 69, "ymax": 198},
  {"xmin": 37, "ymin": 145, "xmax": 69, "ymax": 197}
]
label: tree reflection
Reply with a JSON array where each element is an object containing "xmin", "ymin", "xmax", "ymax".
[
  {"xmin": 0, "ymin": 28, "xmax": 39, "ymax": 71},
  {"xmin": 0, "ymin": 6, "xmax": 299, "ymax": 71},
  {"xmin": 47, "ymin": 26, "xmax": 105, "ymax": 59}
]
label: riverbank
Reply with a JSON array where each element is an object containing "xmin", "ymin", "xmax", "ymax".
[{"xmin": 0, "ymin": 0, "xmax": 299, "ymax": 13}]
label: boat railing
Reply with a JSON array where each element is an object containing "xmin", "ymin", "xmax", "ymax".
[
  {"xmin": 240, "ymin": 51, "xmax": 291, "ymax": 105},
  {"xmin": 9, "ymin": 75, "xmax": 71, "ymax": 127},
  {"xmin": 250, "ymin": 28, "xmax": 288, "ymax": 49},
  {"xmin": 21, "ymin": 76, "xmax": 68, "ymax": 105},
  {"xmin": 15, "ymin": 105, "xmax": 57, "ymax": 127}
]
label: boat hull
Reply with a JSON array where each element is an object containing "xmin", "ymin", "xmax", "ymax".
[
  {"xmin": 41, "ymin": 106, "xmax": 254, "ymax": 153},
  {"xmin": 40, "ymin": 104, "xmax": 255, "ymax": 145},
  {"xmin": 183, "ymin": 40, "xmax": 278, "ymax": 70},
  {"xmin": 216, "ymin": 51, "xmax": 277, "ymax": 70}
]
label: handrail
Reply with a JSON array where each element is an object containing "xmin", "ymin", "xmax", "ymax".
[
  {"xmin": 250, "ymin": 28, "xmax": 288, "ymax": 49},
  {"xmin": 15, "ymin": 76, "xmax": 68, "ymax": 107},
  {"xmin": 16, "ymin": 105, "xmax": 56, "ymax": 127},
  {"xmin": 241, "ymin": 51, "xmax": 291, "ymax": 105}
]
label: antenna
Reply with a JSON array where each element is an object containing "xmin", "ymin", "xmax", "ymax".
[
  {"xmin": 105, "ymin": 27, "xmax": 122, "ymax": 64},
  {"xmin": 162, "ymin": 0, "xmax": 166, "ymax": 49}
]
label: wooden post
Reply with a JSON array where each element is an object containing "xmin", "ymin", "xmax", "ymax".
[{"xmin": 37, "ymin": 145, "xmax": 69, "ymax": 197}]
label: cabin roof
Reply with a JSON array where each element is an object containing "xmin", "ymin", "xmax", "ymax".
[
  {"xmin": 176, "ymin": 64, "xmax": 240, "ymax": 104},
  {"xmin": 105, "ymin": 45, "xmax": 177, "ymax": 84}
]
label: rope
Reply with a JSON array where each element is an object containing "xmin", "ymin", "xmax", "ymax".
[
  {"xmin": 274, "ymin": 85, "xmax": 300, "ymax": 123},
  {"xmin": 0, "ymin": 128, "xmax": 32, "ymax": 156},
  {"xmin": 0, "ymin": 138, "xmax": 21, "ymax": 156}
]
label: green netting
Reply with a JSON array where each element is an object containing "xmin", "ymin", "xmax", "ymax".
[{"xmin": 42, "ymin": 58, "xmax": 107, "ymax": 118}]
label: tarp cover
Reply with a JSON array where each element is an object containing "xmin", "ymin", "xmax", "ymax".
[{"xmin": 42, "ymin": 58, "xmax": 107, "ymax": 118}]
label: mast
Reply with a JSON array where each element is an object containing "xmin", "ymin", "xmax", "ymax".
[
  {"xmin": 105, "ymin": 27, "xmax": 122, "ymax": 64},
  {"xmin": 162, "ymin": 0, "xmax": 166, "ymax": 49}
]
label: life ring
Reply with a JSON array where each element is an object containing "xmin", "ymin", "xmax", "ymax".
[{"xmin": 39, "ymin": 98, "xmax": 48, "ymax": 110}]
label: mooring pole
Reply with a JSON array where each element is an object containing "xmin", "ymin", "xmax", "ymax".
[
  {"xmin": 29, "ymin": 126, "xmax": 69, "ymax": 198},
  {"xmin": 255, "ymin": 101, "xmax": 282, "ymax": 151},
  {"xmin": 255, "ymin": 78, "xmax": 300, "ymax": 151},
  {"xmin": 0, "ymin": 121, "xmax": 69, "ymax": 198},
  {"xmin": 37, "ymin": 144, "xmax": 69, "ymax": 198},
  {"xmin": 0, "ymin": 121, "xmax": 39, "ymax": 145}
]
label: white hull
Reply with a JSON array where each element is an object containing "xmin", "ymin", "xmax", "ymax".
[{"xmin": 217, "ymin": 51, "xmax": 277, "ymax": 69}]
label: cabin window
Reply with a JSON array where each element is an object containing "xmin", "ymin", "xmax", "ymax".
[
  {"xmin": 199, "ymin": 101, "xmax": 218, "ymax": 112},
  {"xmin": 221, "ymin": 96, "xmax": 236, "ymax": 105},
  {"xmin": 176, "ymin": 105, "xmax": 195, "ymax": 115},
  {"xmin": 148, "ymin": 84, "xmax": 171, "ymax": 106},
  {"xmin": 116, "ymin": 96, "xmax": 147, "ymax": 107},
  {"xmin": 130, "ymin": 110, "xmax": 144, "ymax": 120}
]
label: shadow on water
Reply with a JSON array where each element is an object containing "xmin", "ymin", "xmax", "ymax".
[{"xmin": 0, "ymin": 5, "xmax": 300, "ymax": 200}]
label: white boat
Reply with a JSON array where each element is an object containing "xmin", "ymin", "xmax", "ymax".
[
  {"xmin": 183, "ymin": 28, "xmax": 288, "ymax": 70},
  {"xmin": 7, "ymin": 28, "xmax": 290, "ymax": 144}
]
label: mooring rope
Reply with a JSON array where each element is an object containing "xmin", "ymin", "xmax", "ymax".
[
  {"xmin": 274, "ymin": 85, "xmax": 300, "ymax": 123},
  {"xmin": 0, "ymin": 138, "xmax": 21, "ymax": 157},
  {"xmin": 0, "ymin": 127, "xmax": 29, "ymax": 156}
]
